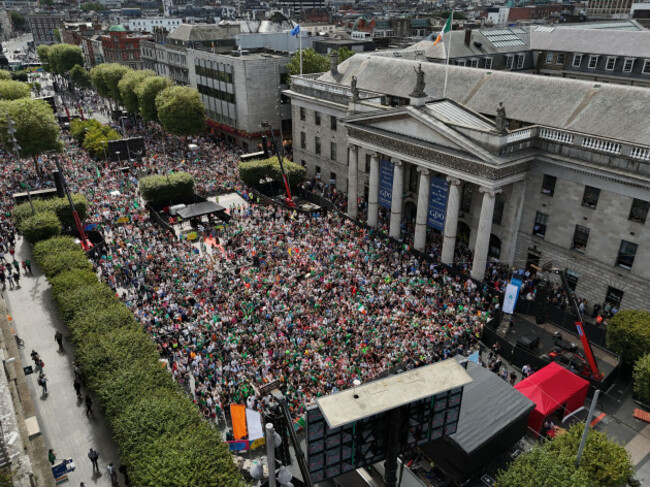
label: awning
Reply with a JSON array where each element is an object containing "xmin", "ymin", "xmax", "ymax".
[{"xmin": 176, "ymin": 201, "xmax": 226, "ymax": 220}]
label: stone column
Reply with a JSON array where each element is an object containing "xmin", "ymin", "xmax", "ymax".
[
  {"xmin": 413, "ymin": 167, "xmax": 431, "ymax": 252},
  {"xmin": 471, "ymin": 187, "xmax": 500, "ymax": 282},
  {"xmin": 500, "ymin": 180, "xmax": 527, "ymax": 265},
  {"xmin": 441, "ymin": 178, "xmax": 462, "ymax": 265},
  {"xmin": 389, "ymin": 159, "xmax": 404, "ymax": 240},
  {"xmin": 347, "ymin": 145, "xmax": 358, "ymax": 218},
  {"xmin": 367, "ymin": 152, "xmax": 379, "ymax": 227}
]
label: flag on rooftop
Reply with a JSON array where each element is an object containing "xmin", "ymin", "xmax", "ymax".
[
  {"xmin": 290, "ymin": 24, "xmax": 300, "ymax": 36},
  {"xmin": 433, "ymin": 13, "xmax": 452, "ymax": 46}
]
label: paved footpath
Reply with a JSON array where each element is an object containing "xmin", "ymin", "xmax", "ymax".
[{"xmin": 3, "ymin": 237, "xmax": 125, "ymax": 486}]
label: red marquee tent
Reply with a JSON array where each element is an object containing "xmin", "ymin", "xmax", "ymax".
[{"xmin": 514, "ymin": 362, "xmax": 590, "ymax": 432}]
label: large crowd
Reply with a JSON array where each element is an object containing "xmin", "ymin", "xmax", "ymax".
[{"xmin": 0, "ymin": 89, "xmax": 503, "ymax": 424}]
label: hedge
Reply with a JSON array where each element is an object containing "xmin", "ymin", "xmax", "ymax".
[
  {"xmin": 138, "ymin": 172, "xmax": 195, "ymax": 205},
  {"xmin": 606, "ymin": 310, "xmax": 650, "ymax": 364},
  {"xmin": 634, "ymin": 353, "xmax": 650, "ymax": 405},
  {"xmin": 20, "ymin": 211, "xmax": 61, "ymax": 243},
  {"xmin": 32, "ymin": 237, "xmax": 243, "ymax": 487},
  {"xmin": 39, "ymin": 249, "xmax": 93, "ymax": 280},
  {"xmin": 13, "ymin": 194, "xmax": 88, "ymax": 228},
  {"xmin": 239, "ymin": 156, "xmax": 306, "ymax": 187}
]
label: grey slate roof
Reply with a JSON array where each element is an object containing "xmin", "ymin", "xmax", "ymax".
[
  {"xmin": 317, "ymin": 54, "xmax": 650, "ymax": 145},
  {"xmin": 167, "ymin": 24, "xmax": 236, "ymax": 42},
  {"xmin": 530, "ymin": 27, "xmax": 650, "ymax": 58}
]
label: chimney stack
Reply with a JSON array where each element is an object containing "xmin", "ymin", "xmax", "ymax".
[
  {"xmin": 329, "ymin": 50, "xmax": 339, "ymax": 76},
  {"xmin": 464, "ymin": 28, "xmax": 472, "ymax": 47}
]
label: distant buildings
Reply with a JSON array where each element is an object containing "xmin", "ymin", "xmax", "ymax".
[
  {"xmin": 100, "ymin": 25, "xmax": 152, "ymax": 70},
  {"xmin": 28, "ymin": 13, "xmax": 65, "ymax": 46}
]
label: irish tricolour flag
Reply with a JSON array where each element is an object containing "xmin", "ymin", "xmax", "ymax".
[{"xmin": 433, "ymin": 13, "xmax": 452, "ymax": 46}]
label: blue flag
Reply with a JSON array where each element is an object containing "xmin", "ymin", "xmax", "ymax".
[{"xmin": 290, "ymin": 24, "xmax": 300, "ymax": 36}]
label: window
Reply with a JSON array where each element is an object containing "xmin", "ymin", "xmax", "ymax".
[
  {"xmin": 616, "ymin": 240, "xmax": 638, "ymax": 269},
  {"xmin": 300, "ymin": 107, "xmax": 305, "ymax": 121},
  {"xmin": 629, "ymin": 198, "xmax": 650, "ymax": 223},
  {"xmin": 329, "ymin": 172, "xmax": 336, "ymax": 185},
  {"xmin": 516, "ymin": 54, "xmax": 525, "ymax": 69},
  {"xmin": 315, "ymin": 111, "xmax": 321, "ymax": 125},
  {"xmin": 460, "ymin": 184, "xmax": 474, "ymax": 213},
  {"xmin": 572, "ymin": 225, "xmax": 590, "ymax": 252},
  {"xmin": 581, "ymin": 186, "xmax": 600, "ymax": 209},
  {"xmin": 566, "ymin": 270, "xmax": 579, "ymax": 291},
  {"xmin": 606, "ymin": 57, "xmax": 617, "ymax": 71},
  {"xmin": 330, "ymin": 116, "xmax": 337, "ymax": 131},
  {"xmin": 300, "ymin": 131, "xmax": 306, "ymax": 149},
  {"xmin": 493, "ymin": 193, "xmax": 505, "ymax": 225},
  {"xmin": 588, "ymin": 55, "xmax": 599, "ymax": 69},
  {"xmin": 533, "ymin": 211, "xmax": 549, "ymax": 237},
  {"xmin": 541, "ymin": 174, "xmax": 557, "ymax": 196},
  {"xmin": 545, "ymin": 52, "xmax": 554, "ymax": 63},
  {"xmin": 484, "ymin": 57, "xmax": 493, "ymax": 69},
  {"xmin": 365, "ymin": 154, "xmax": 371, "ymax": 173},
  {"xmin": 556, "ymin": 53, "xmax": 565, "ymax": 64},
  {"xmin": 315, "ymin": 136, "xmax": 321, "ymax": 155},
  {"xmin": 470, "ymin": 58, "xmax": 478, "ymax": 68},
  {"xmin": 644, "ymin": 60, "xmax": 650, "ymax": 74},
  {"xmin": 456, "ymin": 60, "xmax": 466, "ymax": 67},
  {"xmin": 505, "ymin": 55, "xmax": 514, "ymax": 70},
  {"xmin": 330, "ymin": 141, "xmax": 337, "ymax": 160},
  {"xmin": 572, "ymin": 54, "xmax": 583, "ymax": 67},
  {"xmin": 623, "ymin": 58, "xmax": 634, "ymax": 72},
  {"xmin": 315, "ymin": 166, "xmax": 321, "ymax": 178},
  {"xmin": 605, "ymin": 286, "xmax": 624, "ymax": 307}
]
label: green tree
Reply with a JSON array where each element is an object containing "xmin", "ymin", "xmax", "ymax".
[
  {"xmin": 70, "ymin": 119, "xmax": 103, "ymax": 144},
  {"xmin": 20, "ymin": 211, "xmax": 61, "ymax": 244},
  {"xmin": 10, "ymin": 12, "xmax": 25, "ymax": 30},
  {"xmin": 497, "ymin": 424, "xmax": 634, "ymax": 487},
  {"xmin": 36, "ymin": 45, "xmax": 51, "ymax": 70},
  {"xmin": 134, "ymin": 75, "xmax": 171, "ymax": 122},
  {"xmin": 90, "ymin": 63, "xmax": 131, "ymax": 103},
  {"xmin": 287, "ymin": 48, "xmax": 329, "ymax": 76},
  {"xmin": 80, "ymin": 2, "xmax": 105, "ymax": 10},
  {"xmin": 10, "ymin": 71, "xmax": 28, "ymax": 82},
  {"xmin": 53, "ymin": 28, "xmax": 61, "ymax": 43},
  {"xmin": 118, "ymin": 69, "xmax": 155, "ymax": 113},
  {"xmin": 607, "ymin": 310, "xmax": 650, "ymax": 363},
  {"xmin": 337, "ymin": 47, "xmax": 355, "ymax": 64},
  {"xmin": 70, "ymin": 64, "xmax": 92, "ymax": 90},
  {"xmin": 0, "ymin": 80, "xmax": 30, "ymax": 100},
  {"xmin": 155, "ymin": 86, "xmax": 205, "ymax": 136},
  {"xmin": 82, "ymin": 125, "xmax": 121, "ymax": 157},
  {"xmin": 634, "ymin": 353, "xmax": 650, "ymax": 405},
  {"xmin": 0, "ymin": 71, "xmax": 11, "ymax": 81},
  {"xmin": 47, "ymin": 44, "xmax": 84, "ymax": 76},
  {"xmin": 0, "ymin": 98, "xmax": 60, "ymax": 159}
]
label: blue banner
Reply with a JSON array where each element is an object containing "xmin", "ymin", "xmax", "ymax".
[
  {"xmin": 379, "ymin": 159, "xmax": 393, "ymax": 209},
  {"xmin": 427, "ymin": 177, "xmax": 449, "ymax": 231}
]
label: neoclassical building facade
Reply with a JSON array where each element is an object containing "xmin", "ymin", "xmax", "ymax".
[{"xmin": 286, "ymin": 55, "xmax": 650, "ymax": 311}]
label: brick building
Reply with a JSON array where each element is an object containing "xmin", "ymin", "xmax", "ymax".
[{"xmin": 100, "ymin": 25, "xmax": 152, "ymax": 69}]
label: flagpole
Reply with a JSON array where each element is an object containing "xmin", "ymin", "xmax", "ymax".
[
  {"xmin": 443, "ymin": 10, "xmax": 454, "ymax": 99},
  {"xmin": 299, "ymin": 32, "xmax": 303, "ymax": 77}
]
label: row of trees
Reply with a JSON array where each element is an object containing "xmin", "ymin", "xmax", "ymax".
[
  {"xmin": 37, "ymin": 44, "xmax": 84, "ymax": 76},
  {"xmin": 89, "ymin": 63, "xmax": 206, "ymax": 136}
]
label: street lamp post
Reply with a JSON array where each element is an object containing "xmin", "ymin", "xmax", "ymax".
[{"xmin": 6, "ymin": 114, "xmax": 34, "ymax": 215}]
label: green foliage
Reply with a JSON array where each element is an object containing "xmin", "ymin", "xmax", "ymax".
[
  {"xmin": 32, "ymin": 236, "xmax": 243, "ymax": 487},
  {"xmin": 435, "ymin": 10, "xmax": 465, "ymax": 20},
  {"xmin": 634, "ymin": 353, "xmax": 650, "ymax": 405},
  {"xmin": 337, "ymin": 47, "xmax": 355, "ymax": 64},
  {"xmin": 287, "ymin": 48, "xmax": 329, "ymax": 76},
  {"xmin": 36, "ymin": 45, "xmax": 50, "ymax": 65},
  {"xmin": 497, "ymin": 423, "xmax": 633, "ymax": 487},
  {"xmin": 47, "ymin": 44, "xmax": 84, "ymax": 75},
  {"xmin": 239, "ymin": 156, "xmax": 306, "ymax": 187},
  {"xmin": 39, "ymin": 250, "xmax": 93, "ymax": 280},
  {"xmin": 19, "ymin": 211, "xmax": 61, "ymax": 243},
  {"xmin": 138, "ymin": 172, "xmax": 195, "ymax": 205},
  {"xmin": 607, "ymin": 310, "xmax": 650, "ymax": 363},
  {"xmin": 90, "ymin": 63, "xmax": 131, "ymax": 102},
  {"xmin": 155, "ymin": 86, "xmax": 206, "ymax": 136},
  {"xmin": 0, "ymin": 80, "xmax": 30, "ymax": 100},
  {"xmin": 10, "ymin": 71, "xmax": 28, "ymax": 82},
  {"xmin": 13, "ymin": 194, "xmax": 87, "ymax": 228},
  {"xmin": 0, "ymin": 71, "xmax": 11, "ymax": 81},
  {"xmin": 0, "ymin": 98, "xmax": 60, "ymax": 157},
  {"xmin": 33, "ymin": 236, "xmax": 80, "ymax": 263},
  {"xmin": 118, "ymin": 69, "xmax": 155, "ymax": 113},
  {"xmin": 10, "ymin": 11, "xmax": 25, "ymax": 30},
  {"xmin": 69, "ymin": 64, "xmax": 92, "ymax": 89},
  {"xmin": 70, "ymin": 119, "xmax": 103, "ymax": 145},
  {"xmin": 82, "ymin": 124, "xmax": 121, "ymax": 157},
  {"xmin": 134, "ymin": 76, "xmax": 171, "ymax": 122},
  {"xmin": 80, "ymin": 2, "xmax": 105, "ymax": 10}
]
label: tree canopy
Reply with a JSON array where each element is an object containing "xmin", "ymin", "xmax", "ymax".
[
  {"xmin": 287, "ymin": 48, "xmax": 355, "ymax": 76},
  {"xmin": 70, "ymin": 64, "xmax": 93, "ymax": 90},
  {"xmin": 80, "ymin": 2, "xmax": 105, "ymax": 10},
  {"xmin": 497, "ymin": 424, "xmax": 634, "ymax": 487},
  {"xmin": 91, "ymin": 63, "xmax": 131, "ymax": 102},
  {"xmin": 134, "ymin": 76, "xmax": 171, "ymax": 122},
  {"xmin": 634, "ymin": 353, "xmax": 650, "ymax": 405},
  {"xmin": 0, "ymin": 71, "xmax": 12, "ymax": 81},
  {"xmin": 82, "ymin": 124, "xmax": 121, "ymax": 158},
  {"xmin": 0, "ymin": 98, "xmax": 60, "ymax": 157},
  {"xmin": 10, "ymin": 11, "xmax": 25, "ymax": 30},
  {"xmin": 0, "ymin": 80, "xmax": 30, "ymax": 100},
  {"xmin": 606, "ymin": 310, "xmax": 650, "ymax": 363},
  {"xmin": 155, "ymin": 86, "xmax": 206, "ymax": 136},
  {"xmin": 118, "ymin": 69, "xmax": 155, "ymax": 113},
  {"xmin": 47, "ymin": 44, "xmax": 84, "ymax": 75}
]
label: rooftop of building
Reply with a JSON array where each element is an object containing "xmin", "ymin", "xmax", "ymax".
[
  {"xmin": 315, "ymin": 54, "xmax": 650, "ymax": 145},
  {"xmin": 109, "ymin": 24, "xmax": 126, "ymax": 32},
  {"xmin": 167, "ymin": 23, "xmax": 238, "ymax": 42}
]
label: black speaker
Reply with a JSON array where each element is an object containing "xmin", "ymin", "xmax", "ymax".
[
  {"xmin": 52, "ymin": 170, "xmax": 65, "ymax": 197},
  {"xmin": 534, "ymin": 280, "xmax": 549, "ymax": 324},
  {"xmin": 261, "ymin": 135, "xmax": 269, "ymax": 158}
]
